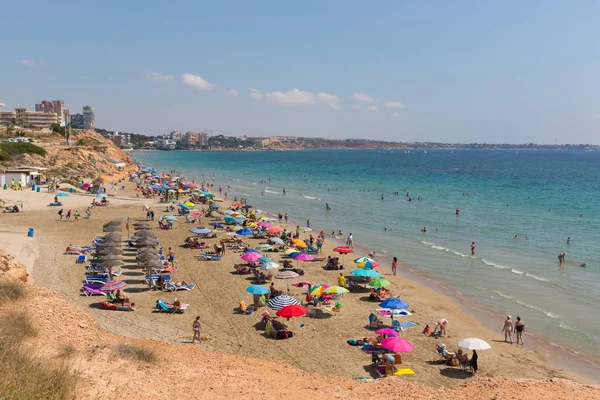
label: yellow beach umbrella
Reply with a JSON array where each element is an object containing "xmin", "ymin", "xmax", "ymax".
[
  {"xmin": 292, "ymin": 239, "xmax": 307, "ymax": 248},
  {"xmin": 184, "ymin": 201, "xmax": 195, "ymax": 207},
  {"xmin": 309, "ymin": 285, "xmax": 326, "ymax": 296},
  {"xmin": 324, "ymin": 286, "xmax": 349, "ymax": 295},
  {"xmin": 284, "ymin": 248, "xmax": 297, "ymax": 255}
]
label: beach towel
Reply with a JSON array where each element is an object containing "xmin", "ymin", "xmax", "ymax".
[
  {"xmin": 393, "ymin": 368, "xmax": 415, "ymax": 375},
  {"xmin": 400, "ymin": 321, "xmax": 418, "ymax": 329}
]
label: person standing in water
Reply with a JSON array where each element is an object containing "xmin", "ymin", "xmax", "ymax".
[
  {"xmin": 514, "ymin": 316, "xmax": 525, "ymax": 345},
  {"xmin": 347, "ymin": 233, "xmax": 354, "ymax": 248},
  {"xmin": 391, "ymin": 257, "xmax": 398, "ymax": 275},
  {"xmin": 567, "ymin": 237, "xmax": 571, "ymax": 245},
  {"xmin": 471, "ymin": 242, "xmax": 476, "ymax": 256},
  {"xmin": 283, "ymin": 188, "xmax": 286, "ymax": 195}
]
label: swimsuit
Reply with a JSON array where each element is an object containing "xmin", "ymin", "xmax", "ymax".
[{"xmin": 515, "ymin": 324, "xmax": 524, "ymax": 333}]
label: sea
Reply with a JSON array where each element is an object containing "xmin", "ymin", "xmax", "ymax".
[{"xmin": 134, "ymin": 149, "xmax": 600, "ymax": 374}]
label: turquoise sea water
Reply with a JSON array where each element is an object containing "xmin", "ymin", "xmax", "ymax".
[{"xmin": 134, "ymin": 149, "xmax": 600, "ymax": 362}]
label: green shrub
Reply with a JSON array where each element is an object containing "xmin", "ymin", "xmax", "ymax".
[
  {"xmin": 0, "ymin": 279, "xmax": 27, "ymax": 303},
  {"xmin": 114, "ymin": 343, "xmax": 157, "ymax": 363},
  {"xmin": 0, "ymin": 142, "xmax": 47, "ymax": 161}
]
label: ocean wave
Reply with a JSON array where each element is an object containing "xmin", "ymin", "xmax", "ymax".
[
  {"xmin": 511, "ymin": 268, "xmax": 524, "ymax": 275},
  {"xmin": 481, "ymin": 259, "xmax": 511, "ymax": 269},
  {"xmin": 516, "ymin": 300, "xmax": 561, "ymax": 319},
  {"xmin": 423, "ymin": 242, "xmax": 470, "ymax": 258},
  {"xmin": 233, "ymin": 184, "xmax": 254, "ymax": 190},
  {"xmin": 303, "ymin": 195, "xmax": 321, "ymax": 200},
  {"xmin": 492, "ymin": 289, "xmax": 515, "ymax": 299},
  {"xmin": 525, "ymin": 273, "xmax": 551, "ymax": 282},
  {"xmin": 265, "ymin": 190, "xmax": 279, "ymax": 194}
]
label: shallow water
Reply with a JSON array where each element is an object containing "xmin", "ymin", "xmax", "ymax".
[{"xmin": 134, "ymin": 149, "xmax": 600, "ymax": 359}]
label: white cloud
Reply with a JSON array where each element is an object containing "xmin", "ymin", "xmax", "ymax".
[
  {"xmin": 353, "ymin": 92, "xmax": 376, "ymax": 103},
  {"xmin": 250, "ymin": 88, "xmax": 263, "ymax": 100},
  {"xmin": 224, "ymin": 89, "xmax": 239, "ymax": 96},
  {"xmin": 385, "ymin": 101, "xmax": 405, "ymax": 109},
  {"xmin": 391, "ymin": 112, "xmax": 401, "ymax": 118},
  {"xmin": 147, "ymin": 72, "xmax": 174, "ymax": 82},
  {"xmin": 316, "ymin": 92, "xmax": 341, "ymax": 110},
  {"xmin": 181, "ymin": 73, "xmax": 214, "ymax": 90},
  {"xmin": 367, "ymin": 105, "xmax": 378, "ymax": 112},
  {"xmin": 266, "ymin": 88, "xmax": 315, "ymax": 105},
  {"xmin": 20, "ymin": 59, "xmax": 36, "ymax": 67},
  {"xmin": 352, "ymin": 104, "xmax": 363, "ymax": 110}
]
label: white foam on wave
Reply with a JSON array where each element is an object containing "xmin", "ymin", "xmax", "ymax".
[
  {"xmin": 265, "ymin": 190, "xmax": 278, "ymax": 194},
  {"xmin": 303, "ymin": 195, "xmax": 321, "ymax": 200},
  {"xmin": 516, "ymin": 300, "xmax": 561, "ymax": 319},
  {"xmin": 511, "ymin": 268, "xmax": 524, "ymax": 275},
  {"xmin": 424, "ymin": 242, "xmax": 470, "ymax": 258},
  {"xmin": 525, "ymin": 273, "xmax": 551, "ymax": 282},
  {"xmin": 492, "ymin": 289, "xmax": 515, "ymax": 299},
  {"xmin": 482, "ymin": 259, "xmax": 511, "ymax": 269}
]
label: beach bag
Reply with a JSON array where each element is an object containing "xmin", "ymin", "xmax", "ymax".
[{"xmin": 347, "ymin": 339, "xmax": 357, "ymax": 346}]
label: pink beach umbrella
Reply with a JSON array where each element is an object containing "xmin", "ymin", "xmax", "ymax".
[
  {"xmin": 294, "ymin": 253, "xmax": 315, "ymax": 261},
  {"xmin": 375, "ymin": 328, "xmax": 399, "ymax": 337},
  {"xmin": 267, "ymin": 226, "xmax": 283, "ymax": 234},
  {"xmin": 258, "ymin": 221, "xmax": 272, "ymax": 228},
  {"xmin": 381, "ymin": 337, "xmax": 414, "ymax": 353},
  {"xmin": 241, "ymin": 252, "xmax": 263, "ymax": 263}
]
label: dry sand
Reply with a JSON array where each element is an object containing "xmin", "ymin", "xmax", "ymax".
[{"xmin": 1, "ymin": 182, "xmax": 598, "ymax": 399}]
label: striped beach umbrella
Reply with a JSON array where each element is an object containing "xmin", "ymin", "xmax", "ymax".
[
  {"xmin": 267, "ymin": 294, "xmax": 300, "ymax": 310},
  {"xmin": 101, "ymin": 280, "xmax": 127, "ymax": 291}
]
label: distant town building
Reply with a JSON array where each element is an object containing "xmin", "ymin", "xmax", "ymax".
[
  {"xmin": 34, "ymin": 100, "xmax": 70, "ymax": 124},
  {"xmin": 83, "ymin": 105, "xmax": 95, "ymax": 130},
  {"xmin": 184, "ymin": 131, "xmax": 208, "ymax": 147},
  {"xmin": 109, "ymin": 132, "xmax": 131, "ymax": 148},
  {"xmin": 71, "ymin": 113, "xmax": 84, "ymax": 129},
  {"xmin": 0, "ymin": 108, "xmax": 58, "ymax": 128},
  {"xmin": 169, "ymin": 130, "xmax": 182, "ymax": 141},
  {"xmin": 156, "ymin": 138, "xmax": 176, "ymax": 150}
]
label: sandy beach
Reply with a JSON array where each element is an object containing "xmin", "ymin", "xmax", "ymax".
[{"xmin": 0, "ymin": 178, "xmax": 593, "ymax": 392}]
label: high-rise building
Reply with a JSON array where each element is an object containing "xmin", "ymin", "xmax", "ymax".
[
  {"xmin": 185, "ymin": 131, "xmax": 200, "ymax": 146},
  {"xmin": 170, "ymin": 130, "xmax": 182, "ymax": 141},
  {"xmin": 34, "ymin": 100, "xmax": 69, "ymax": 124},
  {"xmin": 83, "ymin": 105, "xmax": 95, "ymax": 130},
  {"xmin": 199, "ymin": 131, "xmax": 209, "ymax": 146},
  {"xmin": 71, "ymin": 113, "xmax": 84, "ymax": 129},
  {"xmin": 1, "ymin": 108, "xmax": 59, "ymax": 128}
]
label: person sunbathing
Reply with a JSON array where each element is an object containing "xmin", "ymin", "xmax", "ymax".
[
  {"xmin": 457, "ymin": 349, "xmax": 470, "ymax": 365},
  {"xmin": 173, "ymin": 281, "xmax": 189, "ymax": 287},
  {"xmin": 173, "ymin": 298, "xmax": 182, "ymax": 309},
  {"xmin": 115, "ymin": 290, "xmax": 131, "ymax": 305}
]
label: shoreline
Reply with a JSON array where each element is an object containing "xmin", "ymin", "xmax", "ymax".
[
  {"xmin": 1, "ymin": 168, "xmax": 596, "ymax": 387},
  {"xmin": 132, "ymin": 157, "xmax": 600, "ymax": 384}
]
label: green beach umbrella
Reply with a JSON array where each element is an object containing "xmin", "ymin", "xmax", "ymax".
[{"xmin": 368, "ymin": 278, "xmax": 391, "ymax": 288}]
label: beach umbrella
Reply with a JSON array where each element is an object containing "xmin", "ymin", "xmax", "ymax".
[
  {"xmin": 202, "ymin": 193, "xmax": 215, "ymax": 198},
  {"xmin": 276, "ymin": 270, "xmax": 299, "ymax": 280},
  {"xmin": 135, "ymin": 240, "xmax": 157, "ymax": 247},
  {"xmin": 368, "ymin": 278, "xmax": 391, "ymax": 288},
  {"xmin": 102, "ymin": 232, "xmax": 122, "ymax": 239},
  {"xmin": 324, "ymin": 286, "xmax": 349, "ymax": 295},
  {"xmin": 457, "ymin": 338, "xmax": 491, "ymax": 351},
  {"xmin": 96, "ymin": 193, "xmax": 107, "ymax": 199},
  {"xmin": 191, "ymin": 212, "xmax": 202, "ymax": 217},
  {"xmin": 288, "ymin": 252, "xmax": 302, "ymax": 258},
  {"xmin": 276, "ymin": 304, "xmax": 308, "ymax": 319},
  {"xmin": 139, "ymin": 259, "xmax": 164, "ymax": 268},
  {"xmin": 132, "ymin": 221, "xmax": 150, "ymax": 227},
  {"xmin": 168, "ymin": 199, "xmax": 178, "ymax": 203},
  {"xmin": 241, "ymin": 252, "xmax": 262, "ymax": 263},
  {"xmin": 190, "ymin": 227, "xmax": 212, "ymax": 235},
  {"xmin": 308, "ymin": 285, "xmax": 327, "ymax": 296},
  {"xmin": 261, "ymin": 261, "xmax": 280, "ymax": 271},
  {"xmin": 183, "ymin": 201, "xmax": 195, "ymax": 207},
  {"xmin": 380, "ymin": 298, "xmax": 409, "ymax": 310},
  {"xmin": 269, "ymin": 237, "xmax": 285, "ymax": 245},
  {"xmin": 242, "ymin": 205, "xmax": 253, "ymax": 209},
  {"xmin": 267, "ymin": 226, "xmax": 282, "ymax": 234},
  {"xmin": 333, "ymin": 246, "xmax": 354, "ymax": 254},
  {"xmin": 98, "ymin": 248, "xmax": 123, "ymax": 255},
  {"xmin": 99, "ymin": 260, "xmax": 124, "ymax": 267},
  {"xmin": 376, "ymin": 328, "xmax": 400, "ymax": 337},
  {"xmin": 103, "ymin": 225, "xmax": 121, "ymax": 232},
  {"xmin": 258, "ymin": 221, "xmax": 272, "ymax": 228},
  {"xmin": 246, "ymin": 285, "xmax": 269, "ymax": 295},
  {"xmin": 258, "ymin": 256, "xmax": 273, "ymax": 263},
  {"xmin": 244, "ymin": 249, "xmax": 260, "ymax": 254},
  {"xmin": 98, "ymin": 239, "xmax": 121, "ymax": 246},
  {"xmin": 354, "ymin": 257, "xmax": 375, "ymax": 264},
  {"xmin": 351, "ymin": 269, "xmax": 381, "ymax": 278},
  {"xmin": 162, "ymin": 215, "xmax": 177, "ymax": 221},
  {"xmin": 292, "ymin": 239, "xmax": 307, "ymax": 248},
  {"xmin": 381, "ymin": 337, "xmax": 414, "ymax": 353},
  {"xmin": 267, "ymin": 295, "xmax": 300, "ymax": 310},
  {"xmin": 231, "ymin": 203, "xmax": 242, "ymax": 208},
  {"xmin": 357, "ymin": 260, "xmax": 379, "ymax": 269},
  {"xmin": 178, "ymin": 204, "xmax": 190, "ymax": 211},
  {"xmin": 225, "ymin": 210, "xmax": 234, "ymax": 215},
  {"xmin": 236, "ymin": 228, "xmax": 253, "ymax": 236},
  {"xmin": 209, "ymin": 222, "xmax": 224, "ymax": 228},
  {"xmin": 56, "ymin": 193, "xmax": 69, "ymax": 197},
  {"xmin": 135, "ymin": 231, "xmax": 157, "ymax": 238},
  {"xmin": 97, "ymin": 254, "xmax": 122, "ymax": 261},
  {"xmin": 103, "ymin": 221, "xmax": 121, "ymax": 227},
  {"xmin": 294, "ymin": 253, "xmax": 315, "ymax": 261},
  {"xmin": 101, "ymin": 280, "xmax": 127, "ymax": 291},
  {"xmin": 134, "ymin": 226, "xmax": 153, "ymax": 231},
  {"xmin": 224, "ymin": 216, "xmax": 237, "ymax": 224}
]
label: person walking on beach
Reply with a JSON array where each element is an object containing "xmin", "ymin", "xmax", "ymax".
[
  {"xmin": 192, "ymin": 316, "xmax": 202, "ymax": 343},
  {"xmin": 338, "ymin": 273, "xmax": 346, "ymax": 287},
  {"xmin": 66, "ymin": 209, "xmax": 72, "ymax": 221},
  {"xmin": 347, "ymin": 233, "xmax": 354, "ymax": 249},
  {"xmin": 515, "ymin": 316, "xmax": 525, "ymax": 345},
  {"xmin": 58, "ymin": 208, "xmax": 64, "ymax": 221},
  {"xmin": 278, "ymin": 212, "xmax": 283, "ymax": 223},
  {"xmin": 471, "ymin": 242, "xmax": 475, "ymax": 256},
  {"xmin": 168, "ymin": 247, "xmax": 175, "ymax": 262},
  {"xmin": 306, "ymin": 219, "xmax": 311, "ymax": 228},
  {"xmin": 502, "ymin": 315, "xmax": 514, "ymax": 344},
  {"xmin": 284, "ymin": 213, "xmax": 288, "ymax": 224},
  {"xmin": 316, "ymin": 236, "xmax": 323, "ymax": 253},
  {"xmin": 392, "ymin": 257, "xmax": 398, "ymax": 275},
  {"xmin": 74, "ymin": 210, "xmax": 80, "ymax": 221}
]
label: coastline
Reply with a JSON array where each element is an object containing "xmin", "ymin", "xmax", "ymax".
[{"xmin": 129, "ymin": 155, "xmax": 599, "ymax": 384}]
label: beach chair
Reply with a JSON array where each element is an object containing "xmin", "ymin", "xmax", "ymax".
[
  {"xmin": 239, "ymin": 300, "xmax": 254, "ymax": 314},
  {"xmin": 84, "ymin": 276, "xmax": 108, "ymax": 284},
  {"xmin": 392, "ymin": 319, "xmax": 403, "ymax": 332},
  {"xmin": 163, "ymin": 282, "xmax": 196, "ymax": 292},
  {"xmin": 155, "ymin": 299, "xmax": 187, "ymax": 314},
  {"xmin": 101, "ymin": 302, "xmax": 134, "ymax": 311},
  {"xmin": 82, "ymin": 283, "xmax": 109, "ymax": 296},
  {"xmin": 76, "ymin": 255, "xmax": 87, "ymax": 264}
]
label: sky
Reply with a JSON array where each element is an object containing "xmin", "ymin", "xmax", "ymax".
[{"xmin": 2, "ymin": 0, "xmax": 599, "ymax": 144}]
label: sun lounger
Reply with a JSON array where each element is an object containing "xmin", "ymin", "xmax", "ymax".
[
  {"xmin": 163, "ymin": 282, "xmax": 196, "ymax": 292},
  {"xmin": 144, "ymin": 274, "xmax": 172, "ymax": 285},
  {"xmin": 82, "ymin": 283, "xmax": 109, "ymax": 296},
  {"xmin": 154, "ymin": 299, "xmax": 188, "ymax": 314},
  {"xmin": 200, "ymin": 253, "xmax": 222, "ymax": 261},
  {"xmin": 76, "ymin": 255, "xmax": 87, "ymax": 264},
  {"xmin": 84, "ymin": 276, "xmax": 108, "ymax": 284}
]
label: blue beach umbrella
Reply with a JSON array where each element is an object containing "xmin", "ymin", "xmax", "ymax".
[
  {"xmin": 190, "ymin": 227, "xmax": 212, "ymax": 235},
  {"xmin": 380, "ymin": 298, "xmax": 409, "ymax": 310},
  {"xmin": 236, "ymin": 228, "xmax": 253, "ymax": 236},
  {"xmin": 246, "ymin": 285, "xmax": 269, "ymax": 295},
  {"xmin": 96, "ymin": 193, "xmax": 107, "ymax": 198},
  {"xmin": 224, "ymin": 216, "xmax": 237, "ymax": 224},
  {"xmin": 178, "ymin": 203, "xmax": 190, "ymax": 211},
  {"xmin": 56, "ymin": 193, "xmax": 69, "ymax": 197},
  {"xmin": 351, "ymin": 269, "xmax": 381, "ymax": 278},
  {"xmin": 209, "ymin": 222, "xmax": 224, "ymax": 228}
]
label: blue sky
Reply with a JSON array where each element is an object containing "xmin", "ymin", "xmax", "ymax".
[{"xmin": 2, "ymin": 1, "xmax": 599, "ymax": 144}]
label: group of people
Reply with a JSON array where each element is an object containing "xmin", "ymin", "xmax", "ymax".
[{"xmin": 502, "ymin": 315, "xmax": 525, "ymax": 345}]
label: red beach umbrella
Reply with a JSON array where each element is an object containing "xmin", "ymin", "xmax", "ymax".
[
  {"xmin": 333, "ymin": 246, "xmax": 354, "ymax": 254},
  {"xmin": 276, "ymin": 304, "xmax": 309, "ymax": 319}
]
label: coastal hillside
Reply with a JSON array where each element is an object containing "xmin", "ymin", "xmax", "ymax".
[
  {"xmin": 0, "ymin": 248, "xmax": 597, "ymax": 399},
  {"xmin": 0, "ymin": 129, "xmax": 134, "ymax": 183}
]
